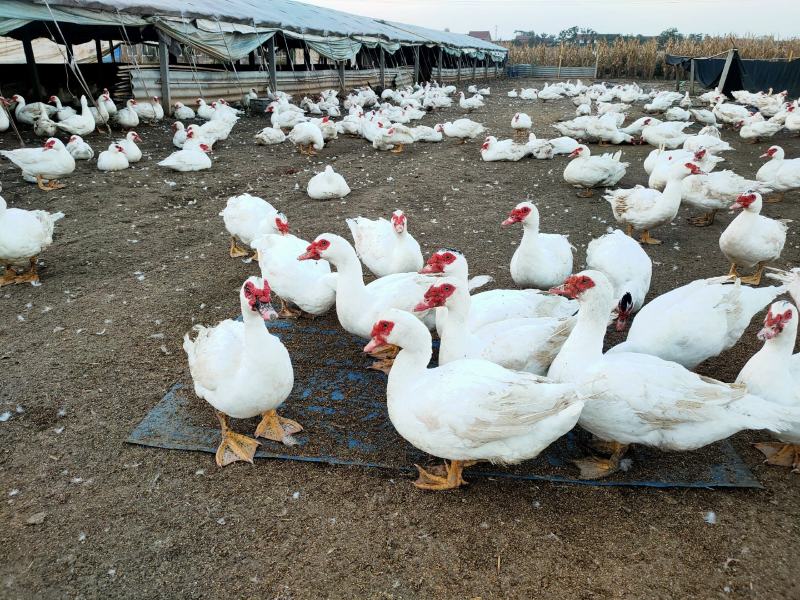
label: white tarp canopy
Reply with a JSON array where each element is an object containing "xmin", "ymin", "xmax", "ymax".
[{"xmin": 0, "ymin": 0, "xmax": 507, "ymax": 63}]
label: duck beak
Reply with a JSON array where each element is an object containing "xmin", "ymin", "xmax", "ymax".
[
  {"xmin": 363, "ymin": 337, "xmax": 387, "ymax": 354},
  {"xmin": 255, "ymin": 299, "xmax": 278, "ymax": 321}
]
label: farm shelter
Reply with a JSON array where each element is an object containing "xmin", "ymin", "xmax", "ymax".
[
  {"xmin": 0, "ymin": 0, "xmax": 507, "ymax": 109},
  {"xmin": 667, "ymin": 49, "xmax": 800, "ymax": 98}
]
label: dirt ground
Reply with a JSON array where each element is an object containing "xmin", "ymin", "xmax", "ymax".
[{"xmin": 1, "ymin": 77, "xmax": 799, "ymax": 600}]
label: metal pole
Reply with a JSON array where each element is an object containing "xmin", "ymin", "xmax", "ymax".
[
  {"xmin": 675, "ymin": 64, "xmax": 680, "ymax": 91},
  {"xmin": 413, "ymin": 46, "xmax": 420, "ymax": 83},
  {"xmin": 338, "ymin": 60, "xmax": 346, "ymax": 93},
  {"xmin": 457, "ymin": 55, "xmax": 461, "ymax": 86},
  {"xmin": 379, "ymin": 47, "xmax": 386, "ymax": 88},
  {"xmin": 718, "ymin": 48, "xmax": 736, "ymax": 92},
  {"xmin": 22, "ymin": 38, "xmax": 44, "ymax": 98},
  {"xmin": 472, "ymin": 56, "xmax": 476, "ymax": 81},
  {"xmin": 483, "ymin": 58, "xmax": 488, "ymax": 81},
  {"xmin": 267, "ymin": 37, "xmax": 277, "ymax": 92},
  {"xmin": 95, "ymin": 39, "xmax": 103, "ymax": 64},
  {"xmin": 689, "ymin": 59, "xmax": 695, "ymax": 96},
  {"xmin": 158, "ymin": 36, "xmax": 171, "ymax": 114},
  {"xmin": 107, "ymin": 41, "xmax": 116, "ymax": 63},
  {"xmin": 437, "ymin": 47, "xmax": 442, "ymax": 81}
]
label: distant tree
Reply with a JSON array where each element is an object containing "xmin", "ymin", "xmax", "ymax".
[
  {"xmin": 687, "ymin": 33, "xmax": 704, "ymax": 43},
  {"xmin": 558, "ymin": 26, "xmax": 580, "ymax": 42},
  {"xmin": 658, "ymin": 27, "xmax": 684, "ymax": 47},
  {"xmin": 444, "ymin": 27, "xmax": 450, "ymax": 32}
]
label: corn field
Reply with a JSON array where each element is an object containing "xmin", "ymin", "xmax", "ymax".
[{"xmin": 503, "ymin": 36, "xmax": 800, "ymax": 80}]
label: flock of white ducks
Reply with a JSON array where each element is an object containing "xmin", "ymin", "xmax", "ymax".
[{"xmin": 2, "ymin": 77, "xmax": 800, "ymax": 486}]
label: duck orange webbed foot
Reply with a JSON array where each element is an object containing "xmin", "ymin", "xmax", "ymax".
[
  {"xmin": 228, "ymin": 236, "xmax": 250, "ymax": 258},
  {"xmin": 254, "ymin": 409, "xmax": 303, "ymax": 445},
  {"xmin": 573, "ymin": 442, "xmax": 629, "ymax": 479},
  {"xmin": 738, "ymin": 263, "xmax": 765, "ymax": 286},
  {"xmin": 277, "ymin": 297, "xmax": 302, "ymax": 319},
  {"xmin": 576, "ymin": 189, "xmax": 594, "ymax": 198},
  {"xmin": 687, "ymin": 211, "xmax": 717, "ymax": 227},
  {"xmin": 639, "ymin": 230, "xmax": 662, "ymax": 245},
  {"xmin": 754, "ymin": 442, "xmax": 800, "ymax": 473},
  {"xmin": 215, "ymin": 412, "xmax": 260, "ymax": 467},
  {"xmin": 413, "ymin": 460, "xmax": 468, "ymax": 491}
]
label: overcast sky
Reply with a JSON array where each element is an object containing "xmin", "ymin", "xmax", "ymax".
[{"xmin": 300, "ymin": 0, "xmax": 798, "ymax": 39}]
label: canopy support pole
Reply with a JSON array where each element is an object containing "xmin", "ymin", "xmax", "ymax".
[
  {"xmin": 689, "ymin": 59, "xmax": 695, "ymax": 96},
  {"xmin": 483, "ymin": 59, "xmax": 488, "ymax": 81},
  {"xmin": 338, "ymin": 60, "xmax": 346, "ymax": 92},
  {"xmin": 718, "ymin": 48, "xmax": 736, "ymax": 92},
  {"xmin": 22, "ymin": 39, "xmax": 44, "ymax": 98},
  {"xmin": 267, "ymin": 37, "xmax": 277, "ymax": 92},
  {"xmin": 248, "ymin": 51, "xmax": 255, "ymax": 67},
  {"xmin": 303, "ymin": 47, "xmax": 311, "ymax": 70},
  {"xmin": 379, "ymin": 47, "xmax": 385, "ymax": 88},
  {"xmin": 95, "ymin": 39, "xmax": 103, "ymax": 64},
  {"xmin": 413, "ymin": 46, "xmax": 420, "ymax": 83},
  {"xmin": 472, "ymin": 56, "xmax": 476, "ymax": 81},
  {"xmin": 107, "ymin": 41, "xmax": 116, "ymax": 63},
  {"xmin": 158, "ymin": 37, "xmax": 171, "ymax": 114},
  {"xmin": 456, "ymin": 55, "xmax": 461, "ymax": 86},
  {"xmin": 674, "ymin": 64, "xmax": 680, "ymax": 91},
  {"xmin": 437, "ymin": 47, "xmax": 442, "ymax": 81},
  {"xmin": 65, "ymin": 43, "xmax": 74, "ymax": 65}
]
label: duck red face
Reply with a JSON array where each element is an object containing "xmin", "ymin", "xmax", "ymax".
[
  {"xmin": 391, "ymin": 211, "xmax": 406, "ymax": 233},
  {"xmin": 43, "ymin": 139, "xmax": 57, "ymax": 150},
  {"xmin": 414, "ymin": 283, "xmax": 457, "ymax": 312},
  {"xmin": 298, "ymin": 238, "xmax": 330, "ymax": 261},
  {"xmin": 758, "ymin": 307, "xmax": 793, "ymax": 340},
  {"xmin": 363, "ymin": 320, "xmax": 395, "ymax": 354},
  {"xmin": 131, "ymin": 132, "xmax": 142, "ymax": 142},
  {"xmin": 550, "ymin": 274, "xmax": 595, "ymax": 299},
  {"xmin": 502, "ymin": 205, "xmax": 531, "ymax": 226},
  {"xmin": 481, "ymin": 138, "xmax": 490, "ymax": 151},
  {"xmin": 419, "ymin": 250, "xmax": 458, "ymax": 274},
  {"xmin": 243, "ymin": 279, "xmax": 277, "ymax": 321},
  {"xmin": 275, "ymin": 214, "xmax": 289, "ymax": 235},
  {"xmin": 730, "ymin": 192, "xmax": 757, "ymax": 210},
  {"xmin": 568, "ymin": 146, "xmax": 584, "ymax": 158},
  {"xmin": 693, "ymin": 149, "xmax": 707, "ymax": 161},
  {"xmin": 760, "ymin": 146, "xmax": 779, "ymax": 159},
  {"xmin": 684, "ymin": 162, "xmax": 704, "ymax": 175}
]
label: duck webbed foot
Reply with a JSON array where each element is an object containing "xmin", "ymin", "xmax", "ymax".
[
  {"xmin": 228, "ymin": 236, "xmax": 251, "ymax": 258},
  {"xmin": 254, "ymin": 409, "xmax": 303, "ymax": 445},
  {"xmin": 738, "ymin": 263, "xmax": 765, "ymax": 286},
  {"xmin": 573, "ymin": 442, "xmax": 629, "ymax": 479},
  {"xmin": 215, "ymin": 412, "xmax": 260, "ymax": 467},
  {"xmin": 36, "ymin": 175, "xmax": 65, "ymax": 191},
  {"xmin": 390, "ymin": 143, "xmax": 405, "ymax": 154},
  {"xmin": 576, "ymin": 189, "xmax": 594, "ymax": 198},
  {"xmin": 0, "ymin": 258, "xmax": 39, "ymax": 287},
  {"xmin": 754, "ymin": 442, "xmax": 800, "ymax": 473},
  {"xmin": 687, "ymin": 210, "xmax": 717, "ymax": 227},
  {"xmin": 763, "ymin": 192, "xmax": 784, "ymax": 204},
  {"xmin": 413, "ymin": 460, "xmax": 468, "ymax": 491},
  {"xmin": 277, "ymin": 297, "xmax": 302, "ymax": 319},
  {"xmin": 639, "ymin": 229, "xmax": 662, "ymax": 245}
]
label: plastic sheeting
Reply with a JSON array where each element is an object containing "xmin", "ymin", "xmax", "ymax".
[{"xmin": 152, "ymin": 17, "xmax": 274, "ymax": 62}]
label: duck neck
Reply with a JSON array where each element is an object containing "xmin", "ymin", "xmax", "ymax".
[
  {"xmin": 438, "ymin": 298, "xmax": 472, "ymax": 363},
  {"xmin": 550, "ymin": 297, "xmax": 608, "ymax": 379},
  {"xmin": 240, "ymin": 298, "xmax": 271, "ymax": 350},
  {"xmin": 662, "ymin": 177, "xmax": 683, "ymax": 206},
  {"xmin": 387, "ymin": 332, "xmax": 433, "ymax": 396},
  {"xmin": 329, "ymin": 245, "xmax": 367, "ymax": 306}
]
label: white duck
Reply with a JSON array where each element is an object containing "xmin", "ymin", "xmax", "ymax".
[
  {"xmin": 0, "ymin": 194, "xmax": 64, "ymax": 286},
  {"xmin": 96, "ymin": 143, "xmax": 129, "ymax": 172},
  {"xmin": 620, "ymin": 116, "xmax": 661, "ymax": 137},
  {"xmin": 585, "ymin": 229, "xmax": 652, "ymax": 330},
  {"xmin": 756, "ymin": 146, "xmax": 800, "ymax": 202},
  {"xmin": 524, "ymin": 134, "xmax": 555, "ymax": 160},
  {"xmin": 10, "ymin": 95, "xmax": 55, "ymax": 126},
  {"xmin": 115, "ymin": 99, "xmax": 140, "ymax": 129},
  {"xmin": 610, "ymin": 276, "xmax": 782, "ymax": 369},
  {"xmin": 647, "ymin": 148, "xmax": 723, "ymax": 190},
  {"xmin": 549, "ymin": 136, "xmax": 580, "ymax": 155},
  {"xmin": 410, "ymin": 125, "xmax": 442, "ymax": 143},
  {"xmin": 100, "ymin": 89, "xmax": 118, "ymax": 116},
  {"xmin": 548, "ymin": 271, "xmax": 794, "ymax": 479},
  {"xmin": 511, "ymin": 112, "xmax": 532, "ymax": 140},
  {"xmin": 158, "ymin": 142, "xmax": 212, "ymax": 172},
  {"xmin": 33, "ymin": 110, "xmax": 58, "ymax": 137},
  {"xmin": 288, "ymin": 121, "xmax": 324, "ymax": 155},
  {"xmin": 414, "ymin": 281, "xmax": 575, "ymax": 375},
  {"xmin": 585, "ymin": 112, "xmax": 634, "ymax": 145},
  {"xmin": 503, "ymin": 201, "xmax": 573, "ymax": 289},
  {"xmin": 480, "ymin": 136, "xmax": 528, "ymax": 162},
  {"xmin": 346, "ymin": 210, "xmax": 423, "ymax": 277},
  {"xmin": 419, "ymin": 248, "xmax": 577, "ymax": 333},
  {"xmin": 364, "ymin": 308, "xmax": 585, "ymax": 490},
  {"xmin": 254, "ymin": 126, "xmax": 286, "ymax": 145},
  {"xmin": 563, "ymin": 145, "xmax": 628, "ymax": 197},
  {"xmin": 682, "ymin": 170, "xmax": 772, "ymax": 226},
  {"xmin": 65, "ymin": 135, "xmax": 93, "ymax": 160},
  {"xmin": 183, "ymin": 276, "xmax": 298, "ymax": 466},
  {"xmin": 437, "ymin": 119, "xmax": 485, "ymax": 142},
  {"xmin": 689, "ymin": 108, "xmax": 717, "ymax": 126},
  {"xmin": 117, "ymin": 131, "xmax": 142, "ymax": 163},
  {"xmin": 739, "ymin": 117, "xmax": 782, "ymax": 143},
  {"xmin": 641, "ymin": 121, "xmax": 691, "ymax": 149},
  {"xmin": 0, "ymin": 97, "xmax": 9, "ymax": 132},
  {"xmin": 253, "ymin": 233, "xmax": 336, "ymax": 318},
  {"xmin": 89, "ymin": 93, "xmax": 110, "ymax": 126},
  {"xmin": 196, "ymin": 98, "xmax": 215, "ymax": 120},
  {"xmin": 171, "ymin": 122, "xmax": 187, "ymax": 148},
  {"xmin": 307, "ymin": 165, "xmax": 350, "ymax": 200},
  {"xmin": 55, "ymin": 95, "xmax": 95, "ymax": 136},
  {"xmin": 49, "ymin": 95, "xmax": 76, "ymax": 121},
  {"xmin": 682, "ymin": 125, "xmax": 731, "ymax": 154},
  {"xmin": 297, "ymin": 234, "xmax": 435, "ymax": 370},
  {"xmin": 458, "ymin": 92, "xmax": 484, "ymax": 112},
  {"xmin": 172, "ymin": 102, "xmax": 195, "ymax": 120},
  {"xmin": 664, "ymin": 106, "xmax": 691, "ymax": 122},
  {"xmin": 719, "ymin": 193, "xmax": 787, "ymax": 285},
  {"xmin": 132, "ymin": 96, "xmax": 159, "ymax": 122},
  {"xmin": 605, "ymin": 162, "xmax": 703, "ymax": 244},
  {"xmin": 220, "ymin": 193, "xmax": 286, "ymax": 258},
  {"xmin": 737, "ymin": 301, "xmax": 800, "ymax": 473},
  {"xmin": 0, "ymin": 138, "xmax": 75, "ymax": 190}
]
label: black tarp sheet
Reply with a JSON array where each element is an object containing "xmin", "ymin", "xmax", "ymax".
[{"xmin": 667, "ymin": 51, "xmax": 800, "ymax": 98}]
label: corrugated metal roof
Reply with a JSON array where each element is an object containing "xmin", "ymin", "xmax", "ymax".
[{"xmin": 32, "ymin": 0, "xmax": 507, "ymax": 54}]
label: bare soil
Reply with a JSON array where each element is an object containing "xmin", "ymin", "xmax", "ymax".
[{"xmin": 1, "ymin": 78, "xmax": 799, "ymax": 600}]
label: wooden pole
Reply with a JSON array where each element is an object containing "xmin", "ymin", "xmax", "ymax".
[
  {"xmin": 379, "ymin": 46, "xmax": 386, "ymax": 87},
  {"xmin": 689, "ymin": 59, "xmax": 695, "ymax": 96},
  {"xmin": 95, "ymin": 39, "xmax": 103, "ymax": 64},
  {"xmin": 248, "ymin": 51, "xmax": 256, "ymax": 67},
  {"xmin": 303, "ymin": 47, "xmax": 311, "ymax": 69},
  {"xmin": 594, "ymin": 50, "xmax": 600, "ymax": 78},
  {"xmin": 158, "ymin": 37, "xmax": 171, "ymax": 114},
  {"xmin": 22, "ymin": 38, "xmax": 44, "ymax": 98},
  {"xmin": 338, "ymin": 60, "xmax": 346, "ymax": 92},
  {"xmin": 457, "ymin": 55, "xmax": 461, "ymax": 85},
  {"xmin": 557, "ymin": 42, "xmax": 563, "ymax": 78},
  {"xmin": 267, "ymin": 37, "xmax": 277, "ymax": 92},
  {"xmin": 65, "ymin": 43, "xmax": 75, "ymax": 65},
  {"xmin": 718, "ymin": 48, "xmax": 736, "ymax": 92},
  {"xmin": 472, "ymin": 55, "xmax": 476, "ymax": 81},
  {"xmin": 413, "ymin": 46, "xmax": 420, "ymax": 83},
  {"xmin": 107, "ymin": 41, "xmax": 116, "ymax": 63},
  {"xmin": 437, "ymin": 47, "xmax": 443, "ymax": 81},
  {"xmin": 675, "ymin": 64, "xmax": 681, "ymax": 91}
]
